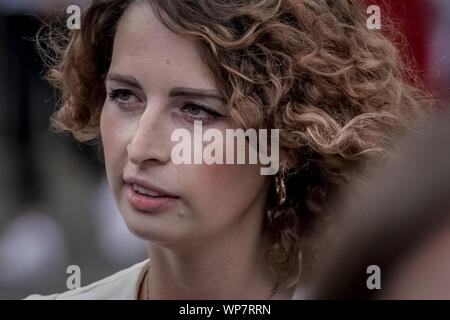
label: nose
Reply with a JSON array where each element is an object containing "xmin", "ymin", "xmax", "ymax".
[{"xmin": 126, "ymin": 105, "xmax": 172, "ymax": 166}]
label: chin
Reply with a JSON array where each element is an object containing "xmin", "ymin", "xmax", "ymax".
[{"xmin": 119, "ymin": 204, "xmax": 188, "ymax": 247}]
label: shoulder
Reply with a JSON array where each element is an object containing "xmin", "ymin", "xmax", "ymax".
[{"xmin": 23, "ymin": 259, "xmax": 149, "ymax": 300}]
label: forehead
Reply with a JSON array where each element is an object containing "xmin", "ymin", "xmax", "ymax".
[{"xmin": 109, "ymin": 2, "xmax": 215, "ymax": 90}]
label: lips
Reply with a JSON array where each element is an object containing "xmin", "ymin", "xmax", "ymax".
[
  {"xmin": 123, "ymin": 176, "xmax": 178, "ymax": 198},
  {"xmin": 132, "ymin": 183, "xmax": 164, "ymax": 197},
  {"xmin": 123, "ymin": 176, "xmax": 179, "ymax": 212}
]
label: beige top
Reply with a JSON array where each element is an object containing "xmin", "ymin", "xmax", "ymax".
[
  {"xmin": 24, "ymin": 258, "xmax": 307, "ymax": 299},
  {"xmin": 24, "ymin": 259, "xmax": 150, "ymax": 300}
]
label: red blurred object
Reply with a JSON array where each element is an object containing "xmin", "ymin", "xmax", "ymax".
[{"xmin": 366, "ymin": 0, "xmax": 432, "ymax": 86}]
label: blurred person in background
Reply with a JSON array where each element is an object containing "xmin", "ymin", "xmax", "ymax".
[{"xmin": 298, "ymin": 109, "xmax": 450, "ymax": 299}]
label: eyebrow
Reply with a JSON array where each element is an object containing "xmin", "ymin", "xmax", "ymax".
[
  {"xmin": 105, "ymin": 73, "xmax": 224, "ymax": 102},
  {"xmin": 105, "ymin": 73, "xmax": 142, "ymax": 90},
  {"xmin": 169, "ymin": 87, "xmax": 224, "ymax": 102}
]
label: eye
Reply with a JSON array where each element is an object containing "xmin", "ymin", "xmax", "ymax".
[
  {"xmin": 180, "ymin": 102, "xmax": 224, "ymax": 123},
  {"xmin": 107, "ymin": 89, "xmax": 141, "ymax": 109}
]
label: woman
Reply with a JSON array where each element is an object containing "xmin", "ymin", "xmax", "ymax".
[{"xmin": 26, "ymin": 0, "xmax": 427, "ymax": 299}]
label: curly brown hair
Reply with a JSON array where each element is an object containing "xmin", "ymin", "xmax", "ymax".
[{"xmin": 37, "ymin": 0, "xmax": 430, "ymax": 288}]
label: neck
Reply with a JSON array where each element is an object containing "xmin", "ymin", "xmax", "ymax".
[{"xmin": 143, "ymin": 221, "xmax": 287, "ymax": 299}]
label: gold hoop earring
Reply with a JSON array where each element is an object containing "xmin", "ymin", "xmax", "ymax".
[{"xmin": 275, "ymin": 173, "xmax": 286, "ymax": 206}]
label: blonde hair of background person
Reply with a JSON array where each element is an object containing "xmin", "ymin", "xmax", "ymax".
[{"xmin": 27, "ymin": 0, "xmax": 429, "ymax": 299}]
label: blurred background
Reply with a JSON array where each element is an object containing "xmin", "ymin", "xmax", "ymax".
[
  {"xmin": 0, "ymin": 0, "xmax": 448, "ymax": 299},
  {"xmin": 0, "ymin": 0, "xmax": 147, "ymax": 299}
]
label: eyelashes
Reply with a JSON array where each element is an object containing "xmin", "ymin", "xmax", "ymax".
[
  {"xmin": 180, "ymin": 102, "xmax": 224, "ymax": 123},
  {"xmin": 106, "ymin": 88, "xmax": 225, "ymax": 123},
  {"xmin": 107, "ymin": 89, "xmax": 139, "ymax": 106}
]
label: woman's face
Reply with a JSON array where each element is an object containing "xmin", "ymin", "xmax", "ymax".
[{"xmin": 100, "ymin": 3, "xmax": 270, "ymax": 248}]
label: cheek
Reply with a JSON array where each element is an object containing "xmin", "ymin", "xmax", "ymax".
[
  {"xmin": 100, "ymin": 108, "xmax": 114, "ymax": 165},
  {"xmin": 176, "ymin": 127, "xmax": 270, "ymax": 219},
  {"xmin": 181, "ymin": 162, "xmax": 267, "ymax": 216},
  {"xmin": 100, "ymin": 107, "xmax": 128, "ymax": 187}
]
